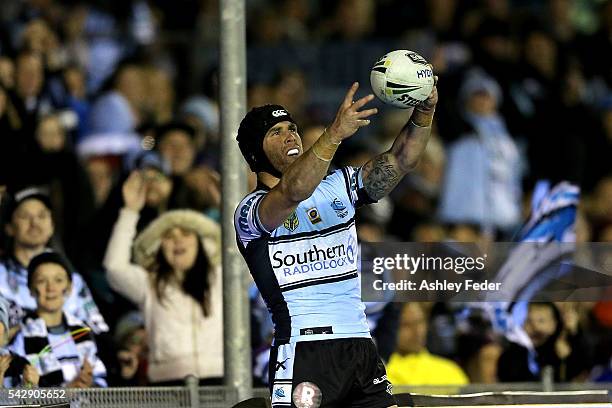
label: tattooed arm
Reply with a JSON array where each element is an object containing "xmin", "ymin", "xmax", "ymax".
[{"xmin": 362, "ymin": 78, "xmax": 438, "ymax": 201}]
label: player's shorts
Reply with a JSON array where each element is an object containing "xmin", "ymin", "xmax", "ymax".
[{"xmin": 268, "ymin": 338, "xmax": 397, "ymax": 408}]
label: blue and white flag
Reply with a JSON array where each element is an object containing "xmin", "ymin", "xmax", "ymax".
[{"xmin": 466, "ymin": 180, "xmax": 579, "ymax": 374}]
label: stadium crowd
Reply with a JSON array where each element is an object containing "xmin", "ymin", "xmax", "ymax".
[{"xmin": 0, "ymin": 0, "xmax": 611, "ymax": 388}]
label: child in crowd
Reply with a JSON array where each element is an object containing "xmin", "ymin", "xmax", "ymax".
[{"xmin": 10, "ymin": 251, "xmax": 107, "ymax": 387}]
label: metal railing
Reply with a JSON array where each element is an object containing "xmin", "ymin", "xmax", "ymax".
[{"xmin": 0, "ymin": 383, "xmax": 609, "ymax": 407}]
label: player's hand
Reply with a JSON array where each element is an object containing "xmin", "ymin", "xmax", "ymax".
[
  {"xmin": 416, "ymin": 71, "xmax": 438, "ymax": 114},
  {"xmin": 122, "ymin": 171, "xmax": 147, "ymax": 212},
  {"xmin": 327, "ymin": 82, "xmax": 377, "ymax": 143},
  {"xmin": 23, "ymin": 364, "xmax": 40, "ymax": 386}
]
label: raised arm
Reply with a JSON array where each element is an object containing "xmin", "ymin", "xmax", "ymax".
[
  {"xmin": 361, "ymin": 77, "xmax": 438, "ymax": 201},
  {"xmin": 258, "ymin": 82, "xmax": 378, "ymax": 231},
  {"xmin": 103, "ymin": 172, "xmax": 148, "ymax": 306}
]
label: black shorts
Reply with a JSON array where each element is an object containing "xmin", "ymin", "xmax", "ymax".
[{"xmin": 268, "ymin": 338, "xmax": 397, "ymax": 408}]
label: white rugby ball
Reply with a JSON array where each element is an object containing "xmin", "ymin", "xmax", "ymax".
[{"xmin": 370, "ymin": 50, "xmax": 434, "ymax": 109}]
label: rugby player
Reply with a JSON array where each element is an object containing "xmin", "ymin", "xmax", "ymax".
[{"xmin": 234, "ymin": 80, "xmax": 437, "ymax": 408}]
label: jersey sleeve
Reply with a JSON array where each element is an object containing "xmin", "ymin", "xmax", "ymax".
[
  {"xmin": 69, "ymin": 273, "xmax": 109, "ymax": 334},
  {"xmin": 234, "ymin": 191, "xmax": 270, "ymax": 247},
  {"xmin": 339, "ymin": 166, "xmax": 377, "ymax": 208}
]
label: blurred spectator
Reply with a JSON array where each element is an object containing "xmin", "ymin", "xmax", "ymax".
[
  {"xmin": 92, "ymin": 149, "xmax": 172, "ymax": 235},
  {"xmin": 0, "ymin": 56, "xmax": 14, "ymax": 89},
  {"xmin": 35, "ymin": 113, "xmax": 65, "ymax": 152},
  {"xmin": 583, "ymin": 97, "xmax": 612, "ymax": 191},
  {"xmin": 22, "ymin": 112, "xmax": 97, "ymax": 263},
  {"xmin": 412, "ymin": 220, "xmax": 446, "ymax": 242},
  {"xmin": 84, "ymin": 156, "xmax": 118, "ymax": 208},
  {"xmin": 143, "ymin": 66, "xmax": 174, "ymax": 125},
  {"xmin": 76, "ymin": 150, "xmax": 173, "ymax": 320},
  {"xmin": 511, "ymin": 27, "xmax": 587, "ymax": 187},
  {"xmin": 271, "ymin": 69, "xmax": 309, "ymax": 126},
  {"xmin": 586, "ymin": 176, "xmax": 612, "ymax": 228},
  {"xmin": 282, "ymin": 0, "xmax": 314, "ymax": 42},
  {"xmin": 579, "ymin": 0, "xmax": 612, "ymax": 92},
  {"xmin": 180, "ymin": 95, "xmax": 220, "ymax": 164},
  {"xmin": 439, "ymin": 69, "xmax": 522, "ymax": 235},
  {"xmin": 386, "ymin": 303, "xmax": 469, "ymax": 385},
  {"xmin": 0, "ymin": 295, "xmax": 39, "ymax": 387},
  {"xmin": 389, "ymin": 133, "xmax": 445, "ymax": 240},
  {"xmin": 0, "ymin": 84, "xmax": 24, "ymax": 184},
  {"xmin": 104, "ymin": 172, "xmax": 223, "ymax": 384},
  {"xmin": 447, "ymin": 224, "xmax": 487, "ymax": 243},
  {"xmin": 80, "ymin": 141, "xmax": 218, "ymax": 310},
  {"xmin": 10, "ymin": 251, "xmax": 107, "ymax": 387},
  {"xmin": 247, "ymin": 82, "xmax": 273, "ymax": 111},
  {"xmin": 248, "ymin": 0, "xmax": 313, "ymax": 45},
  {"xmin": 469, "ymin": 16, "xmax": 518, "ymax": 90},
  {"xmin": 355, "ymin": 204, "xmax": 400, "ymax": 362},
  {"xmin": 248, "ymin": 8, "xmax": 285, "ymax": 46},
  {"xmin": 10, "ymin": 51, "xmax": 53, "ymax": 142},
  {"xmin": 498, "ymin": 302, "xmax": 591, "ymax": 382},
  {"xmin": 599, "ymin": 223, "xmax": 612, "ymax": 243},
  {"xmin": 326, "ymin": 0, "xmax": 376, "ymax": 41},
  {"xmin": 156, "ymin": 122, "xmax": 197, "ymax": 177},
  {"xmin": 82, "ymin": 61, "xmax": 145, "ymax": 155},
  {"xmin": 156, "ymin": 122, "xmax": 221, "ymax": 214},
  {"xmin": 0, "ymin": 187, "xmax": 108, "ymax": 334},
  {"xmin": 62, "ymin": 64, "xmax": 91, "ymax": 142},
  {"xmin": 426, "ymin": 0, "xmax": 464, "ymax": 40},
  {"xmin": 456, "ymin": 315, "xmax": 502, "ymax": 384},
  {"xmin": 19, "ymin": 19, "xmax": 65, "ymax": 72},
  {"xmin": 114, "ymin": 311, "xmax": 148, "ymax": 386},
  {"xmin": 574, "ymin": 210, "xmax": 593, "ymax": 243},
  {"xmin": 126, "ymin": 151, "xmax": 173, "ymax": 212},
  {"xmin": 545, "ymin": 0, "xmax": 580, "ymax": 47},
  {"xmin": 356, "ymin": 200, "xmax": 394, "ymax": 243}
]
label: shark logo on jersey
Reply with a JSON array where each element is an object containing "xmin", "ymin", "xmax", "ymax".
[
  {"xmin": 330, "ymin": 198, "xmax": 348, "ymax": 218},
  {"xmin": 284, "ymin": 211, "xmax": 299, "ymax": 231},
  {"xmin": 272, "ymin": 383, "xmax": 292, "ymax": 404}
]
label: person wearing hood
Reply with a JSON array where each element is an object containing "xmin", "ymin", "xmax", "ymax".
[{"xmin": 103, "ymin": 171, "xmax": 223, "ymax": 384}]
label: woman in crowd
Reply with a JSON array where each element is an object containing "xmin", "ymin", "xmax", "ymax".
[
  {"xmin": 104, "ymin": 171, "xmax": 222, "ymax": 384},
  {"xmin": 10, "ymin": 251, "xmax": 106, "ymax": 387}
]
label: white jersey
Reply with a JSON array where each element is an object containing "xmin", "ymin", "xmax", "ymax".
[{"xmin": 235, "ymin": 166, "xmax": 375, "ymax": 344}]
